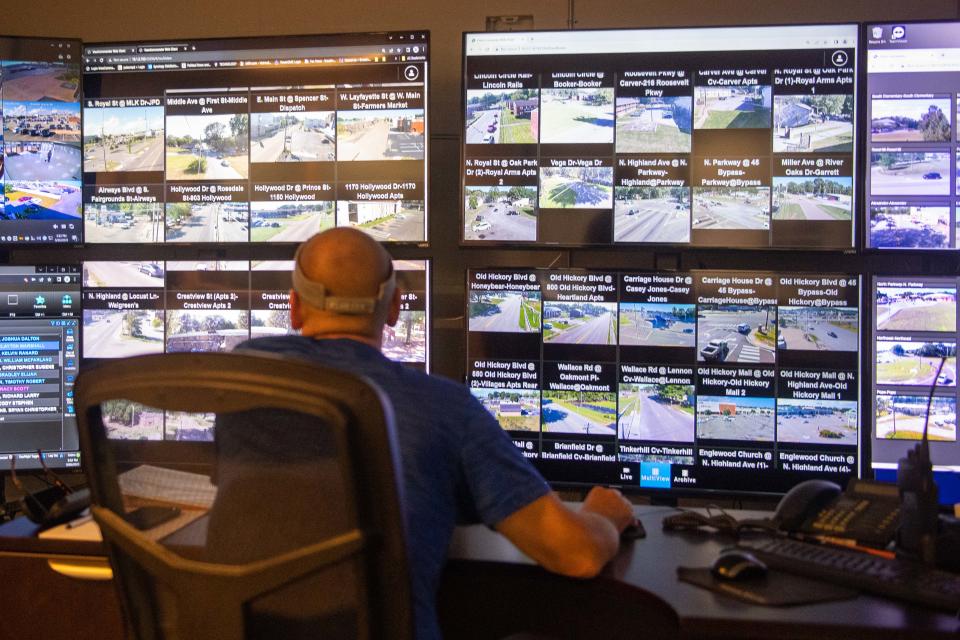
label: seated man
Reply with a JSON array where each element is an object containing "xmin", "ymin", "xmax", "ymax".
[{"xmin": 237, "ymin": 227, "xmax": 634, "ymax": 640}]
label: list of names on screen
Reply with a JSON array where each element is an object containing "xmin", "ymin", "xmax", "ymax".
[
  {"xmin": 0, "ymin": 37, "xmax": 82, "ymax": 244},
  {"xmin": 872, "ymin": 276, "xmax": 960, "ymax": 477},
  {"xmin": 462, "ymin": 25, "xmax": 857, "ymax": 249},
  {"xmin": 466, "ymin": 269, "xmax": 859, "ymax": 494},
  {"xmin": 0, "ymin": 266, "xmax": 81, "ymax": 470},
  {"xmin": 82, "ymin": 32, "xmax": 427, "ymax": 244},
  {"xmin": 866, "ymin": 23, "xmax": 960, "ymax": 250}
]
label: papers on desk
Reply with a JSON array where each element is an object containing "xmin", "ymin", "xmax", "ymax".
[
  {"xmin": 118, "ymin": 464, "xmax": 217, "ymax": 509},
  {"xmin": 39, "ymin": 466, "xmax": 216, "ymax": 544},
  {"xmin": 38, "ymin": 514, "xmax": 101, "ymax": 542}
]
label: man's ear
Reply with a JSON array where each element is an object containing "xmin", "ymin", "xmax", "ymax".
[
  {"xmin": 386, "ymin": 286, "xmax": 402, "ymax": 327},
  {"xmin": 289, "ymin": 290, "xmax": 304, "ymax": 331}
]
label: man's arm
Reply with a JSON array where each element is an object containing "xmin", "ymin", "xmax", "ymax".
[{"xmin": 494, "ymin": 487, "xmax": 634, "ymax": 578}]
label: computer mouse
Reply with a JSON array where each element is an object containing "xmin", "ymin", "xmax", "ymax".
[{"xmin": 710, "ymin": 549, "xmax": 768, "ymax": 581}]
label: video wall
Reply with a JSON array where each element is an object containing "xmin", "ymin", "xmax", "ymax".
[
  {"xmin": 865, "ymin": 23, "xmax": 960, "ymax": 250},
  {"xmin": 461, "ymin": 24, "xmax": 858, "ymax": 249},
  {"xmin": 467, "ymin": 268, "xmax": 860, "ymax": 494},
  {"xmin": 0, "ymin": 37, "xmax": 82, "ymax": 244},
  {"xmin": 82, "ymin": 259, "xmax": 429, "ymax": 441},
  {"xmin": 81, "ymin": 32, "xmax": 428, "ymax": 244}
]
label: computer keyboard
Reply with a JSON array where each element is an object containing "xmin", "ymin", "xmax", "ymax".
[{"xmin": 739, "ymin": 537, "xmax": 960, "ymax": 613}]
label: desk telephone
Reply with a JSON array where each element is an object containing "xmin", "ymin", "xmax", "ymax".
[{"xmin": 774, "ymin": 478, "xmax": 900, "ymax": 548}]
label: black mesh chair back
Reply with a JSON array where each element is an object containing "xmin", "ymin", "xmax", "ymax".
[{"xmin": 75, "ymin": 351, "xmax": 414, "ymax": 640}]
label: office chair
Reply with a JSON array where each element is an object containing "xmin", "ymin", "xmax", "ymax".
[{"xmin": 75, "ymin": 352, "xmax": 414, "ymax": 640}]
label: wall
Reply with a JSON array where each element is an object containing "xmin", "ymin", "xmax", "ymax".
[{"xmin": 5, "ymin": 0, "xmax": 960, "ymax": 380}]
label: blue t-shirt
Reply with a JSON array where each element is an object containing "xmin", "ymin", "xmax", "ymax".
[{"xmin": 236, "ymin": 336, "xmax": 550, "ymax": 640}]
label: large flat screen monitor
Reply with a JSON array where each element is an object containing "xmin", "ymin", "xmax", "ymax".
[
  {"xmin": 865, "ymin": 22, "xmax": 960, "ymax": 251},
  {"xmin": 461, "ymin": 24, "xmax": 858, "ymax": 249},
  {"xmin": 466, "ymin": 268, "xmax": 860, "ymax": 496},
  {"xmin": 82, "ymin": 31, "xmax": 428, "ymax": 245},
  {"xmin": 82, "ymin": 259, "xmax": 429, "ymax": 441},
  {"xmin": 871, "ymin": 276, "xmax": 960, "ymax": 505},
  {"xmin": 0, "ymin": 265, "xmax": 81, "ymax": 471},
  {"xmin": 1, "ymin": 36, "xmax": 82, "ymax": 244}
]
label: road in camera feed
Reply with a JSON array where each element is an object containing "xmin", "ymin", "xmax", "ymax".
[
  {"xmin": 465, "ymin": 197, "xmax": 536, "ymax": 241},
  {"xmin": 83, "ymin": 215, "xmax": 164, "ymax": 243},
  {"xmin": 340, "ymin": 203, "xmax": 424, "ymax": 242},
  {"xmin": 618, "ymin": 386, "xmax": 694, "ymax": 442},
  {"xmin": 83, "ymin": 310, "xmax": 163, "ymax": 358},
  {"xmin": 870, "ymin": 206, "xmax": 949, "ymax": 249},
  {"xmin": 470, "ymin": 293, "xmax": 528, "ymax": 332},
  {"xmin": 4, "ymin": 143, "xmax": 81, "ymax": 181},
  {"xmin": 250, "ymin": 205, "xmax": 334, "ymax": 242},
  {"xmin": 697, "ymin": 308, "xmax": 775, "ymax": 363},
  {"xmin": 84, "ymin": 137, "xmax": 163, "ymax": 172},
  {"xmin": 165, "ymin": 412, "xmax": 215, "ymax": 441},
  {"xmin": 876, "ymin": 296, "xmax": 956, "ymax": 332},
  {"xmin": 466, "ymin": 109, "xmax": 499, "ymax": 143},
  {"xmin": 3, "ymin": 63, "xmax": 79, "ymax": 102},
  {"xmin": 614, "ymin": 197, "xmax": 689, "ymax": 242},
  {"xmin": 619, "ymin": 304, "xmax": 694, "ymax": 347},
  {"xmin": 776, "ymin": 401, "xmax": 857, "ymax": 445},
  {"xmin": 540, "ymin": 169, "xmax": 613, "ymax": 208},
  {"xmin": 695, "ymin": 88, "xmax": 771, "ymax": 129},
  {"xmin": 692, "ymin": 189, "xmax": 769, "ymax": 229},
  {"xmin": 871, "ymin": 154, "xmax": 950, "ymax": 196},
  {"xmin": 542, "ymin": 397, "xmax": 616, "ymax": 435},
  {"xmin": 250, "ymin": 118, "xmax": 334, "ymax": 162},
  {"xmin": 337, "ymin": 111, "xmax": 424, "ymax": 161},
  {"xmin": 776, "ymin": 193, "xmax": 849, "ymax": 221},
  {"xmin": 540, "ymin": 89, "xmax": 614, "ymax": 143},
  {"xmin": 778, "ymin": 308, "xmax": 857, "ymax": 351},
  {"xmin": 876, "ymin": 343, "xmax": 956, "ymax": 386},
  {"xmin": 166, "ymin": 204, "xmax": 247, "ymax": 242},
  {"xmin": 84, "ymin": 261, "xmax": 162, "ymax": 288},
  {"xmin": 697, "ymin": 397, "xmax": 775, "ymax": 441},
  {"xmin": 544, "ymin": 307, "xmax": 616, "ymax": 345},
  {"xmin": 876, "ymin": 397, "xmax": 956, "ymax": 441}
]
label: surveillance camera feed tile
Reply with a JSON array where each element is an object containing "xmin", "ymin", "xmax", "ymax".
[
  {"xmin": 0, "ymin": 266, "xmax": 81, "ymax": 471},
  {"xmin": 82, "ymin": 259, "xmax": 428, "ymax": 441},
  {"xmin": 866, "ymin": 22, "xmax": 960, "ymax": 250},
  {"xmin": 461, "ymin": 24, "xmax": 857, "ymax": 248},
  {"xmin": 0, "ymin": 37, "xmax": 82, "ymax": 244},
  {"xmin": 82, "ymin": 31, "xmax": 428, "ymax": 244},
  {"xmin": 467, "ymin": 269, "xmax": 859, "ymax": 495},
  {"xmin": 872, "ymin": 276, "xmax": 960, "ymax": 503}
]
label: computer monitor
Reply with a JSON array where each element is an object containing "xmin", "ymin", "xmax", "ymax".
[
  {"xmin": 871, "ymin": 276, "xmax": 960, "ymax": 505},
  {"xmin": 461, "ymin": 24, "xmax": 858, "ymax": 248},
  {"xmin": 82, "ymin": 258, "xmax": 430, "ymax": 440},
  {"xmin": 0, "ymin": 36, "xmax": 82, "ymax": 244},
  {"xmin": 865, "ymin": 22, "xmax": 959, "ymax": 250},
  {"xmin": 81, "ymin": 31, "xmax": 428, "ymax": 244},
  {"xmin": 467, "ymin": 268, "xmax": 860, "ymax": 496},
  {"xmin": 0, "ymin": 265, "xmax": 81, "ymax": 471}
]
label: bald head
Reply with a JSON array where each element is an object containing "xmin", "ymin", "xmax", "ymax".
[{"xmin": 290, "ymin": 227, "xmax": 400, "ymax": 344}]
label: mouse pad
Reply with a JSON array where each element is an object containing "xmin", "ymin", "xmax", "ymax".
[{"xmin": 677, "ymin": 567, "xmax": 857, "ymax": 606}]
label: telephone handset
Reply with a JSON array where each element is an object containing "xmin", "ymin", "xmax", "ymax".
[{"xmin": 775, "ymin": 479, "xmax": 901, "ymax": 548}]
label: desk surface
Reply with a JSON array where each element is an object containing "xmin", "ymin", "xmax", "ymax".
[{"xmin": 446, "ymin": 506, "xmax": 960, "ymax": 639}]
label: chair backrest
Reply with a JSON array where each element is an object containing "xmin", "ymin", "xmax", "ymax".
[{"xmin": 75, "ymin": 351, "xmax": 414, "ymax": 640}]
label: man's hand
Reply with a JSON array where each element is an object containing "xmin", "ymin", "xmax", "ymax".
[{"xmin": 581, "ymin": 486, "xmax": 634, "ymax": 533}]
